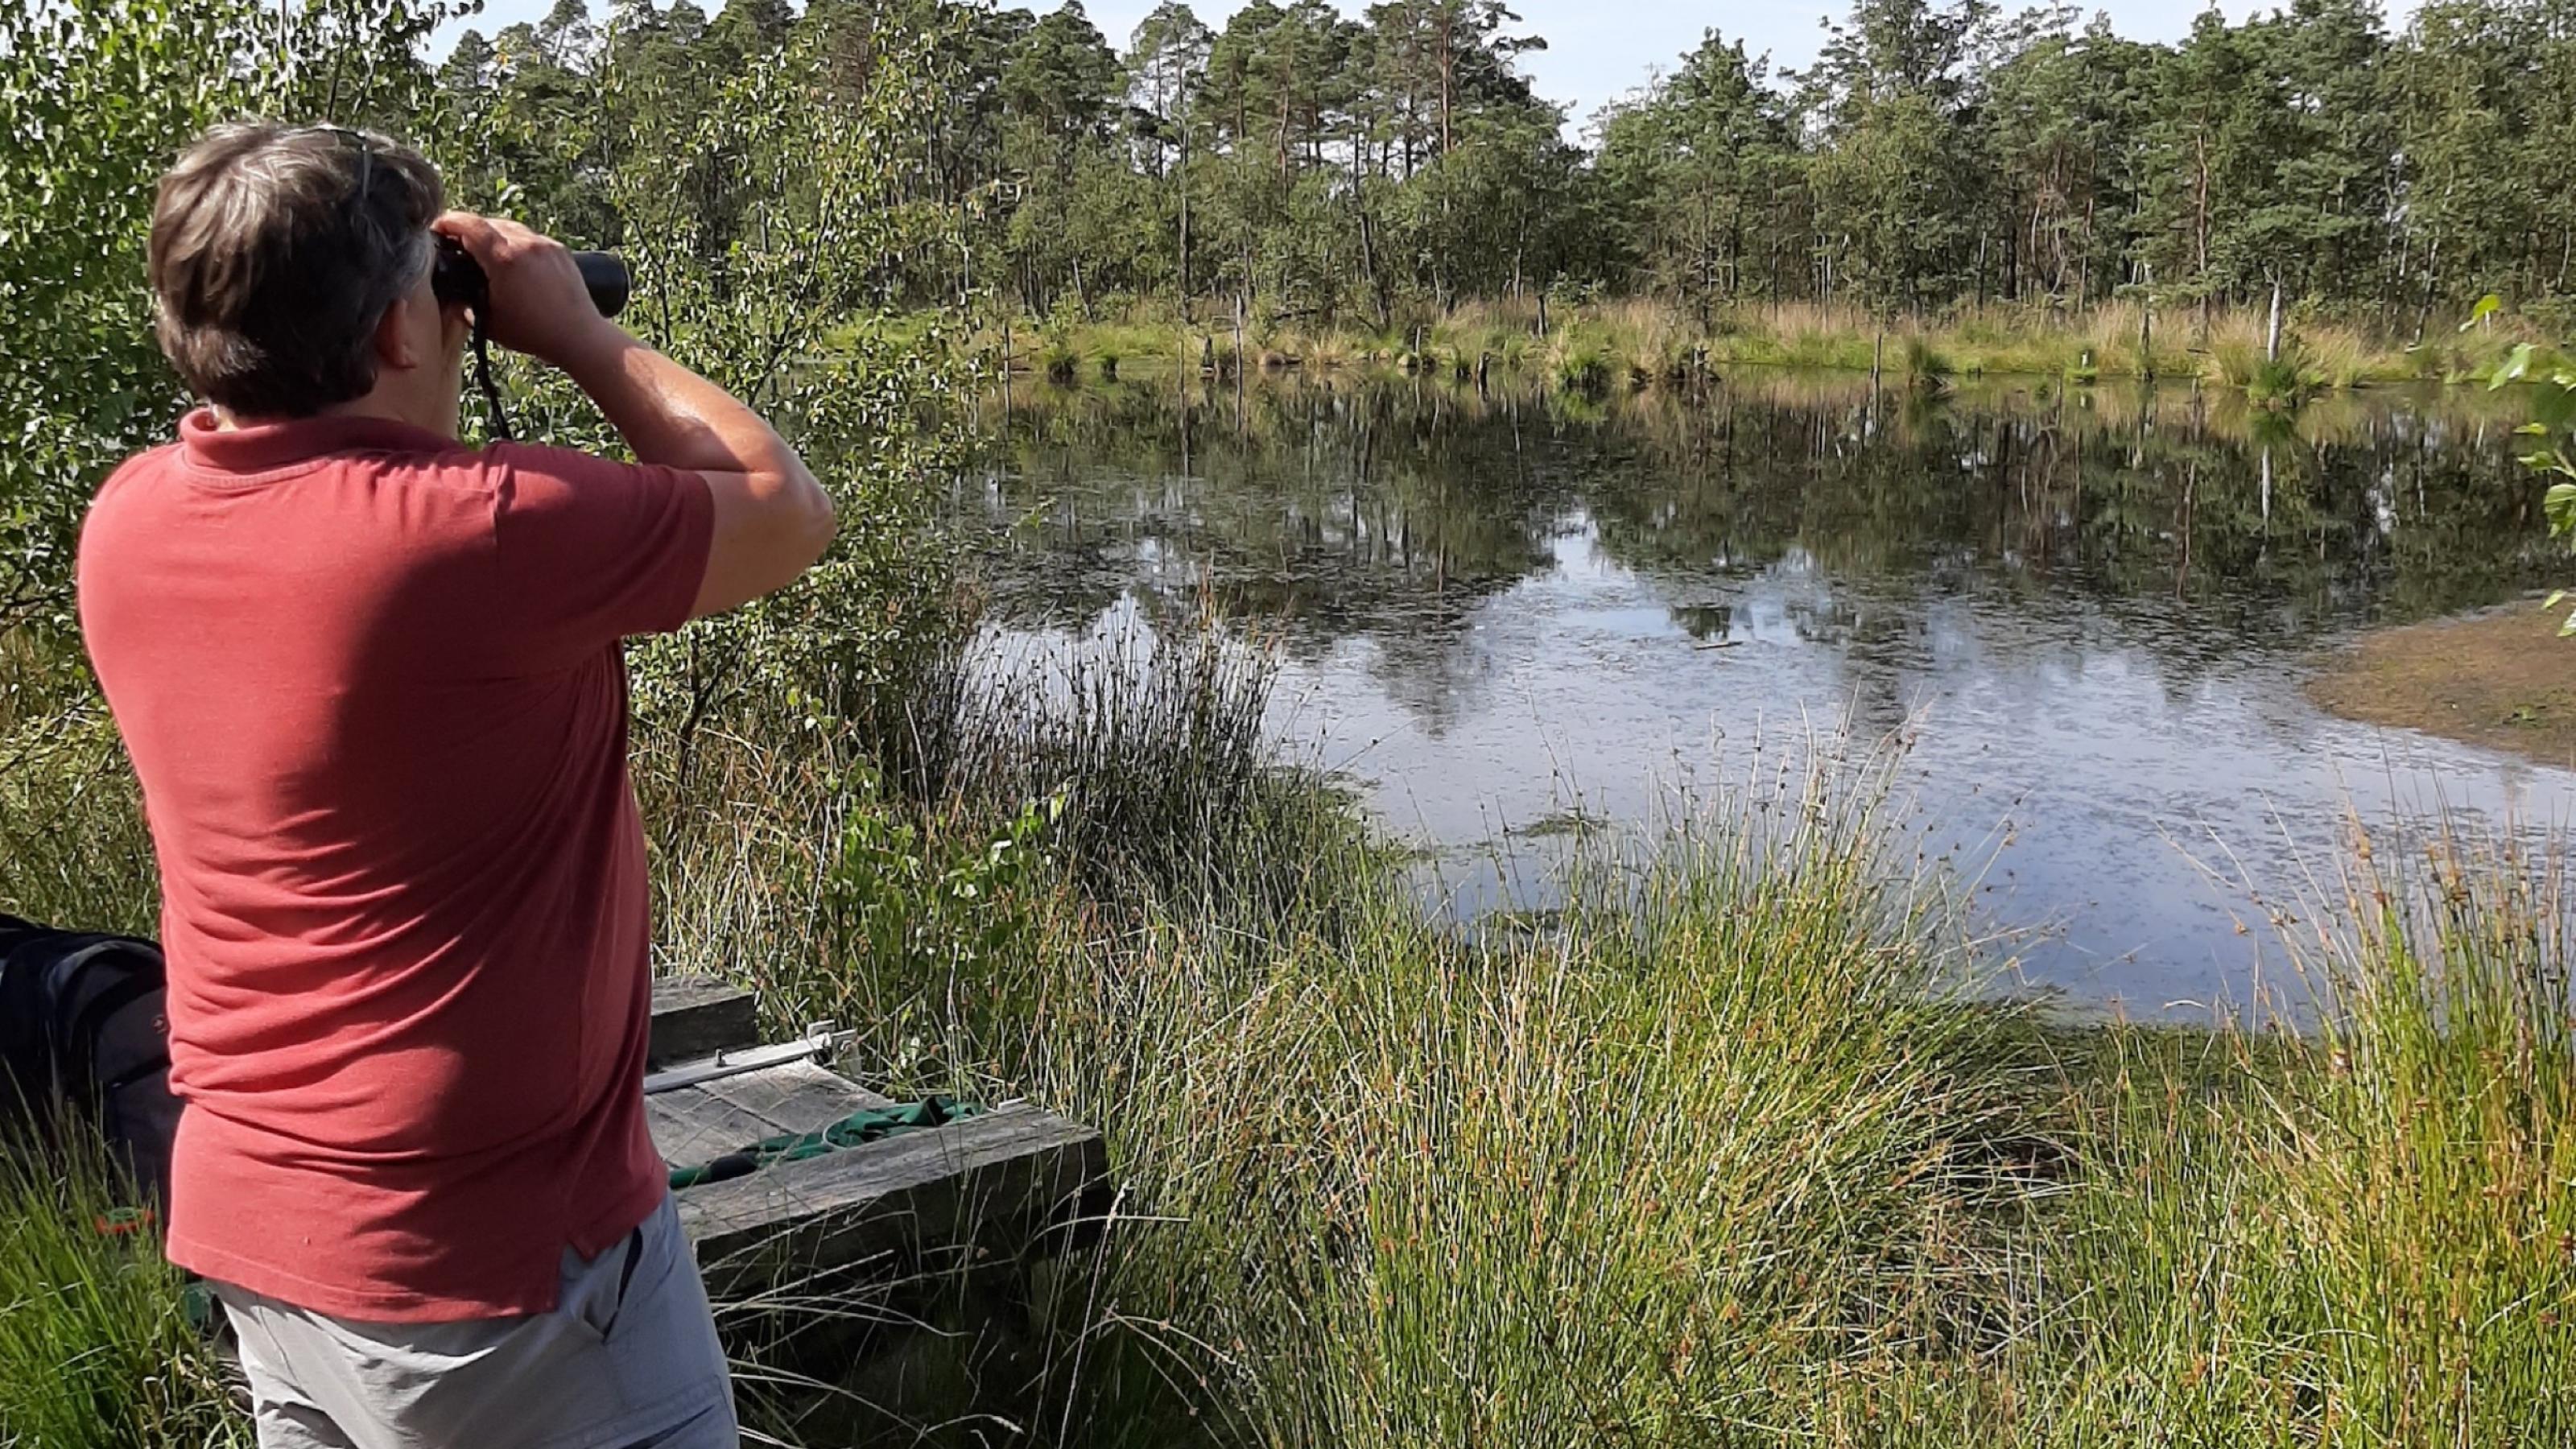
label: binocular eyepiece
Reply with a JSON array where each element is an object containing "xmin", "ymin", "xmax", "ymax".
[{"xmin": 431, "ymin": 235, "xmax": 631, "ymax": 321}]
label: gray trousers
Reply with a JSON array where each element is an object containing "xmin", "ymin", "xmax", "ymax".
[{"xmin": 213, "ymin": 1195, "xmax": 736, "ymax": 1449}]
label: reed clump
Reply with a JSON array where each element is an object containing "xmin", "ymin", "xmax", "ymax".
[
  {"xmin": 1904, "ymin": 334, "xmax": 1955, "ymax": 390},
  {"xmin": 1547, "ymin": 327, "xmax": 1614, "ymax": 394},
  {"xmin": 935, "ymin": 758, "xmax": 2041, "ymax": 1440},
  {"xmin": 2026, "ymin": 821, "xmax": 2576, "ymax": 1442}
]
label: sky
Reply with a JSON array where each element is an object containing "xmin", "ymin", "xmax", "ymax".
[{"xmin": 441, "ymin": 0, "xmax": 2424, "ymax": 130}]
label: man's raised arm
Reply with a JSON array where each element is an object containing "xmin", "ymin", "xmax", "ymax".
[{"xmin": 436, "ymin": 211, "xmax": 836, "ymax": 618}]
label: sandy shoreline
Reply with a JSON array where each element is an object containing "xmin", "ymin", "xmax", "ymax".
[{"xmin": 2306, "ymin": 602, "xmax": 2576, "ymax": 769}]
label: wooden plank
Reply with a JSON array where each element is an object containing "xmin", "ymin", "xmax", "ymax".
[
  {"xmin": 646, "ymin": 1085, "xmax": 778, "ymax": 1170},
  {"xmin": 648, "ymin": 978, "xmax": 758, "ymax": 1067},
  {"xmin": 676, "ymin": 1105, "xmax": 1109, "ymax": 1295},
  {"xmin": 651, "ymin": 1059, "xmax": 895, "ymax": 1176},
  {"xmin": 699, "ymin": 1058, "xmax": 896, "ymax": 1124}
]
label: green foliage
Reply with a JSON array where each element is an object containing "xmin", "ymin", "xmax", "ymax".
[
  {"xmin": 819, "ymin": 785, "xmax": 1057, "ymax": 1084},
  {"xmin": 750, "ymin": 0, "xmax": 2576, "ymax": 333},
  {"xmin": 1593, "ymin": 35, "xmax": 1798, "ymax": 320},
  {"xmin": 1802, "ymin": 64, "xmax": 1986, "ymax": 312},
  {"xmin": 0, "ymin": 0, "xmax": 209, "ymax": 640},
  {"xmin": 431, "ymin": 0, "xmax": 980, "ymax": 788},
  {"xmin": 2471, "ymin": 298, "xmax": 2576, "ymax": 632},
  {"xmin": 832, "ymin": 791, "xmax": 1054, "ymax": 974},
  {"xmin": 0, "ymin": 0, "xmax": 453, "ymax": 650},
  {"xmin": 0, "ymin": 1127, "xmax": 245, "ymax": 1446}
]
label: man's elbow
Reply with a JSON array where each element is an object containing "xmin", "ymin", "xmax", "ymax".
[
  {"xmin": 692, "ymin": 469, "xmax": 841, "ymax": 618},
  {"xmin": 794, "ymin": 482, "xmax": 838, "ymax": 568}
]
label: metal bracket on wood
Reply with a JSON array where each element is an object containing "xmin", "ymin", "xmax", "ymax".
[{"xmin": 642, "ymin": 1021, "xmax": 854, "ymax": 1096}]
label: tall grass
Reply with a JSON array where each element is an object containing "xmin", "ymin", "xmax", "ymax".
[
  {"xmin": 993, "ymin": 295, "xmax": 2489, "ymax": 397},
  {"xmin": 722, "ymin": 610, "xmax": 2576, "ymax": 1444},
  {"xmin": 0, "ymin": 1123, "xmax": 243, "ymax": 1447},
  {"xmin": 934, "ymin": 757, "xmax": 2044, "ymax": 1443},
  {"xmin": 2025, "ymin": 820, "xmax": 2576, "ymax": 1443}
]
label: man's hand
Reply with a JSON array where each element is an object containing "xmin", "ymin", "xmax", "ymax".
[{"xmin": 432, "ymin": 212, "xmax": 620, "ymax": 369}]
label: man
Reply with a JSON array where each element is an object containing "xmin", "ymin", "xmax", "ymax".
[{"xmin": 77, "ymin": 122, "xmax": 836, "ymax": 1447}]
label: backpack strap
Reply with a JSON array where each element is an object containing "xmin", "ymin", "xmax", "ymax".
[{"xmin": 100, "ymin": 1051, "xmax": 173, "ymax": 1096}]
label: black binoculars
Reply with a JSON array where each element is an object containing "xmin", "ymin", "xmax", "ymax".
[{"xmin": 431, "ymin": 235, "xmax": 631, "ymax": 321}]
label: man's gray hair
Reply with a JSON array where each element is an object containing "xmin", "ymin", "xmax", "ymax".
[{"xmin": 149, "ymin": 122, "xmax": 444, "ymax": 419}]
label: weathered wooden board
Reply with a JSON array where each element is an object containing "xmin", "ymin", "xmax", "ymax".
[
  {"xmin": 646, "ymin": 1059, "xmax": 881, "ymax": 1166},
  {"xmin": 645, "ymin": 977, "xmax": 1111, "ymax": 1300},
  {"xmin": 675, "ymin": 1102, "xmax": 1110, "ymax": 1296},
  {"xmin": 645, "ymin": 1084, "xmax": 776, "ymax": 1170},
  {"xmin": 647, "ymin": 977, "xmax": 759, "ymax": 1067},
  {"xmin": 701, "ymin": 1058, "xmax": 896, "ymax": 1121}
]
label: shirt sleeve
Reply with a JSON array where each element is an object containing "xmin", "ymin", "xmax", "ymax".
[{"xmin": 486, "ymin": 444, "xmax": 715, "ymax": 671}]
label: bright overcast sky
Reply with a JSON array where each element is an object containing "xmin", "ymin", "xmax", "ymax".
[{"xmin": 443, "ymin": 0, "xmax": 2426, "ymax": 127}]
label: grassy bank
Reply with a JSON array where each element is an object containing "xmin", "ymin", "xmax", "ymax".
[
  {"xmin": 6, "ymin": 617, "xmax": 2576, "ymax": 1442},
  {"xmin": 982, "ymin": 295, "xmax": 2551, "ymax": 399},
  {"xmin": 770, "ymin": 637, "xmax": 2576, "ymax": 1444}
]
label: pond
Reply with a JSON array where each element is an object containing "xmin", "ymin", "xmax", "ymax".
[{"xmin": 957, "ymin": 369, "xmax": 2574, "ymax": 1015}]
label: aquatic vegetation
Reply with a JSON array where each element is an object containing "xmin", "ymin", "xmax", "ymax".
[
  {"xmin": 1905, "ymin": 335, "xmax": 1956, "ymax": 390},
  {"xmin": 1549, "ymin": 329, "xmax": 1614, "ymax": 394},
  {"xmin": 1038, "ymin": 335, "xmax": 1082, "ymax": 384}
]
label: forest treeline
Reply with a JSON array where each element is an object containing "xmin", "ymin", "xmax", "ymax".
[{"xmin": 436, "ymin": 0, "xmax": 2576, "ymax": 335}]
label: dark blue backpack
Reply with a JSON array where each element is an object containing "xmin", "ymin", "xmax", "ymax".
[{"xmin": 0, "ymin": 914, "xmax": 181, "ymax": 1204}]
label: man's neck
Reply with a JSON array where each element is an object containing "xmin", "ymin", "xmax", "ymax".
[{"xmin": 211, "ymin": 391, "xmax": 459, "ymax": 440}]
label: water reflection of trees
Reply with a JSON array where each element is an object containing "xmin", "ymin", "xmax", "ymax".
[
  {"xmin": 966, "ymin": 373, "xmax": 2556, "ymax": 671},
  {"xmin": 968, "ymin": 377, "xmax": 1583, "ymax": 656}
]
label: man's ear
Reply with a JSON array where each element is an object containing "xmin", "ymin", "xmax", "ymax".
[{"xmin": 373, "ymin": 291, "xmax": 420, "ymax": 374}]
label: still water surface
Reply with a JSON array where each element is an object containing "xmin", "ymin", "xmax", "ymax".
[{"xmin": 960, "ymin": 371, "xmax": 2573, "ymax": 1013}]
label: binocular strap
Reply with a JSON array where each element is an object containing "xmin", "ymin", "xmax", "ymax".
[{"xmin": 469, "ymin": 316, "xmax": 514, "ymax": 444}]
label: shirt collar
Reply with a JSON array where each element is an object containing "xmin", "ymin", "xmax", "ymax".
[{"xmin": 177, "ymin": 407, "xmax": 460, "ymax": 476}]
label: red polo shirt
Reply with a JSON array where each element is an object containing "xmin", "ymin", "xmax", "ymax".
[{"xmin": 76, "ymin": 410, "xmax": 712, "ymax": 1322}]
